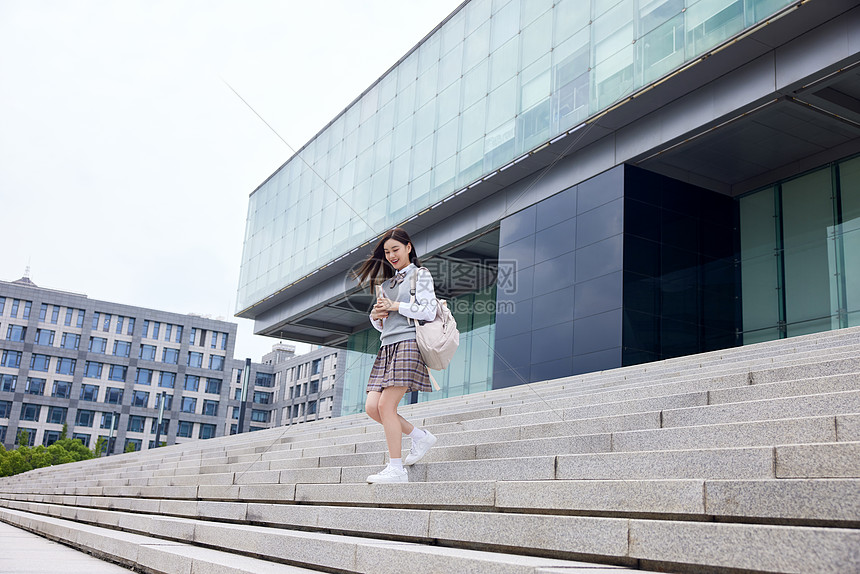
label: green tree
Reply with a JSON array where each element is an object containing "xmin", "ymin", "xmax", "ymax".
[
  {"xmin": 93, "ymin": 436, "xmax": 107, "ymax": 458},
  {"xmin": 59, "ymin": 423, "xmax": 68, "ymax": 440},
  {"xmin": 124, "ymin": 442, "xmax": 137, "ymax": 453},
  {"xmin": 16, "ymin": 430, "xmax": 30, "ymax": 448}
]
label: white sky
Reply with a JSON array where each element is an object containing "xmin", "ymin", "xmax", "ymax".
[{"xmin": 0, "ymin": 0, "xmax": 462, "ymax": 361}]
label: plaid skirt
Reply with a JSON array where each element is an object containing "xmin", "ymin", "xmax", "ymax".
[{"xmin": 366, "ymin": 339, "xmax": 433, "ymax": 393}]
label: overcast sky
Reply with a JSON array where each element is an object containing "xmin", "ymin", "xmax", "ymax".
[{"xmin": 0, "ymin": 0, "xmax": 462, "ymax": 360}]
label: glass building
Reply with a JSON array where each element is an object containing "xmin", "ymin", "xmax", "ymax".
[{"xmin": 238, "ymin": 0, "xmax": 860, "ymax": 416}]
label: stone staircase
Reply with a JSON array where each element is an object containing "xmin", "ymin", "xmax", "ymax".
[{"xmin": 1, "ymin": 327, "xmax": 859, "ymax": 574}]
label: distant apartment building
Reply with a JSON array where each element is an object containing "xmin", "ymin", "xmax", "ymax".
[
  {"xmin": 228, "ymin": 343, "xmax": 345, "ymax": 433},
  {"xmin": 0, "ymin": 276, "xmax": 238, "ymax": 453}
]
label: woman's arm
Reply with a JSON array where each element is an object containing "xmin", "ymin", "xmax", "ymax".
[{"xmin": 398, "ymin": 268, "xmax": 437, "ymax": 323}]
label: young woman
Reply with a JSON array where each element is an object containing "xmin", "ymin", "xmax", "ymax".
[{"xmin": 354, "ymin": 227, "xmax": 438, "ymax": 483}]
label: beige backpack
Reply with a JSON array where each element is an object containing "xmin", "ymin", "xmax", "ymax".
[{"xmin": 409, "ymin": 267, "xmax": 460, "ymax": 390}]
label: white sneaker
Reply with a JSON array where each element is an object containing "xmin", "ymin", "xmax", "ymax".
[
  {"xmin": 366, "ymin": 465, "xmax": 408, "ymax": 484},
  {"xmin": 404, "ymin": 430, "xmax": 437, "ymax": 465}
]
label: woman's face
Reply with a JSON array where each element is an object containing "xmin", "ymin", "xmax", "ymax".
[{"xmin": 383, "ymin": 238, "xmax": 410, "ymax": 271}]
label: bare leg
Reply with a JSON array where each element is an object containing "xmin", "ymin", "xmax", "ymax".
[
  {"xmin": 378, "ymin": 386, "xmax": 414, "ymax": 459},
  {"xmin": 365, "ymin": 391, "xmax": 382, "ymax": 424},
  {"xmin": 367, "ymin": 390, "xmax": 414, "ymax": 434}
]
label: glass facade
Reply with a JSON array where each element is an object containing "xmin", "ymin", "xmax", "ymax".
[
  {"xmin": 739, "ymin": 156, "xmax": 860, "ymax": 341},
  {"xmin": 238, "ymin": 0, "xmax": 796, "ymax": 312}
]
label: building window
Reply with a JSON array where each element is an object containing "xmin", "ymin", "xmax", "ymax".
[
  {"xmin": 152, "ymin": 322, "xmax": 160, "ymax": 339},
  {"xmin": 56, "ymin": 357, "xmax": 76, "ymax": 375},
  {"xmin": 210, "ymin": 332, "xmax": 218, "ymax": 349},
  {"xmin": 311, "ymin": 359, "xmax": 320, "ymax": 375},
  {"xmin": 80, "ymin": 384, "xmax": 99, "ymax": 402},
  {"xmin": 135, "ymin": 368, "xmax": 153, "ymax": 386},
  {"xmin": 142, "ymin": 320, "xmax": 150, "ymax": 338},
  {"xmin": 189, "ymin": 327, "xmax": 197, "ymax": 345},
  {"xmin": 234, "ymin": 388, "xmax": 242, "ymax": 400},
  {"xmin": 126, "ymin": 317, "xmax": 135, "ymax": 335},
  {"xmin": 229, "ymin": 423, "xmax": 237, "ymax": 435},
  {"xmin": 51, "ymin": 306, "xmax": 60, "ymax": 324},
  {"xmin": 253, "ymin": 391, "xmax": 272, "ymax": 405},
  {"xmin": 124, "ymin": 438, "xmax": 142, "ymax": 452},
  {"xmin": 91, "ymin": 312, "xmax": 100, "ymax": 330},
  {"xmin": 34, "ymin": 328, "xmax": 54, "ymax": 346},
  {"xmin": 47, "ymin": 406, "xmax": 67, "ymax": 425},
  {"xmin": 102, "ymin": 313, "xmax": 111, "ymax": 332},
  {"xmin": 131, "ymin": 390, "xmax": 149, "ymax": 408},
  {"xmin": 76, "ymin": 309, "xmax": 85, "ymax": 328},
  {"xmin": 60, "ymin": 333, "xmax": 80, "ymax": 350},
  {"xmin": 39, "ymin": 303, "xmax": 48, "ymax": 321},
  {"xmin": 174, "ymin": 325, "xmax": 183, "ymax": 344},
  {"xmin": 72, "ymin": 433, "xmax": 89, "ymax": 447},
  {"xmin": 255, "ymin": 372, "xmax": 274, "ymax": 387},
  {"xmin": 64, "ymin": 307, "xmax": 74, "ymax": 326},
  {"xmin": 84, "ymin": 361, "xmax": 103, "ymax": 379},
  {"xmin": 0, "ymin": 297, "xmax": 5, "ymax": 315},
  {"xmin": 162, "ymin": 348, "xmax": 179, "ymax": 365},
  {"xmin": 202, "ymin": 400, "xmax": 219, "ymax": 417},
  {"xmin": 176, "ymin": 420, "xmax": 193, "ymax": 438},
  {"xmin": 165, "ymin": 324, "xmax": 172, "ymax": 342},
  {"xmin": 209, "ymin": 355, "xmax": 225, "ymax": 371},
  {"xmin": 126, "ymin": 415, "xmax": 145, "ymax": 433},
  {"xmin": 25, "ymin": 378, "xmax": 45, "ymax": 395},
  {"xmin": 184, "ymin": 375, "xmax": 199, "ymax": 392},
  {"xmin": 108, "ymin": 364, "xmax": 127, "ymax": 382},
  {"xmin": 180, "ymin": 397, "xmax": 196, "ymax": 413},
  {"xmin": 310, "ymin": 380, "xmax": 319, "ymax": 394},
  {"xmin": 100, "ymin": 412, "xmax": 118, "ymax": 430},
  {"xmin": 29, "ymin": 354, "xmax": 50, "ymax": 372},
  {"xmin": 104, "ymin": 387, "xmax": 123, "ymax": 405},
  {"xmin": 220, "ymin": 333, "xmax": 228, "ymax": 350},
  {"xmin": 250, "ymin": 409, "xmax": 269, "ymax": 423},
  {"xmin": 10, "ymin": 299, "xmax": 19, "ymax": 318},
  {"xmin": 158, "ymin": 372, "xmax": 176, "ymax": 388},
  {"xmin": 155, "ymin": 393, "xmax": 172, "ymax": 411},
  {"xmin": 0, "ymin": 374, "xmax": 15, "ymax": 392},
  {"xmin": 89, "ymin": 337, "xmax": 107, "ymax": 354},
  {"xmin": 22, "ymin": 301, "xmax": 32, "ymax": 319},
  {"xmin": 116, "ymin": 316, "xmax": 124, "ymax": 334},
  {"xmin": 41, "ymin": 430, "xmax": 61, "ymax": 446},
  {"xmin": 75, "ymin": 409, "xmax": 95, "ymax": 428},
  {"xmin": 6, "ymin": 324, "xmax": 26, "ymax": 342},
  {"xmin": 52, "ymin": 380, "xmax": 71, "ymax": 399},
  {"xmin": 20, "ymin": 403, "xmax": 41, "ymax": 421},
  {"xmin": 139, "ymin": 345, "xmax": 157, "ymax": 361},
  {"xmin": 308, "ymin": 400, "xmax": 317, "ymax": 415},
  {"xmin": 0, "ymin": 401, "xmax": 11, "ymax": 418},
  {"xmin": 205, "ymin": 378, "xmax": 221, "ymax": 394},
  {"xmin": 187, "ymin": 351, "xmax": 203, "ymax": 368},
  {"xmin": 199, "ymin": 423, "xmax": 216, "ymax": 439},
  {"xmin": 113, "ymin": 340, "xmax": 131, "ymax": 358},
  {"xmin": 231, "ymin": 406, "xmax": 239, "ymax": 420}
]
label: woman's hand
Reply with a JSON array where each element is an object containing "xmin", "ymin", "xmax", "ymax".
[
  {"xmin": 370, "ymin": 306, "xmax": 389, "ymax": 321},
  {"xmin": 375, "ymin": 296, "xmax": 399, "ymax": 314}
]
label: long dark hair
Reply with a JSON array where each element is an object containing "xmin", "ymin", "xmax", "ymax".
[{"xmin": 354, "ymin": 227, "xmax": 421, "ymax": 288}]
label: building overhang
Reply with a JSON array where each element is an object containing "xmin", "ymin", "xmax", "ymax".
[{"xmin": 240, "ymin": 0, "xmax": 860, "ymax": 345}]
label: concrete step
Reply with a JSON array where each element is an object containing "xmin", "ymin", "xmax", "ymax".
[
  {"xmin": 0, "ymin": 506, "xmax": 650, "ymax": 574},
  {"xmin": 6, "ymin": 474, "xmax": 859, "ymax": 526},
  {"xmin": 0, "ymin": 507, "xmax": 321, "ymax": 574},
  {"xmin": 3, "ymin": 497, "xmax": 858, "ymax": 574}
]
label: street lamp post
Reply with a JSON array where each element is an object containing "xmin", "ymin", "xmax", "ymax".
[
  {"xmin": 237, "ymin": 358, "xmax": 251, "ymax": 434},
  {"xmin": 154, "ymin": 391, "xmax": 167, "ymax": 448},
  {"xmin": 107, "ymin": 411, "xmax": 119, "ymax": 456}
]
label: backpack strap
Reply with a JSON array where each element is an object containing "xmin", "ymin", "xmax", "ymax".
[{"xmin": 408, "ymin": 266, "xmax": 429, "ymax": 326}]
